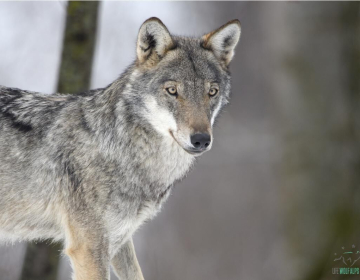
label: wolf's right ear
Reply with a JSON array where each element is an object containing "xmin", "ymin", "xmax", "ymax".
[{"xmin": 136, "ymin": 17, "xmax": 174, "ymax": 66}]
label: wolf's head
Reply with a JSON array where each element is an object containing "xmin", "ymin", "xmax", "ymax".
[{"xmin": 126, "ymin": 17, "xmax": 240, "ymax": 156}]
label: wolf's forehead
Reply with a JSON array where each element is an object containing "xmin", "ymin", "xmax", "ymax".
[
  {"xmin": 164, "ymin": 51, "xmax": 221, "ymax": 82},
  {"xmin": 159, "ymin": 38, "xmax": 223, "ymax": 81}
]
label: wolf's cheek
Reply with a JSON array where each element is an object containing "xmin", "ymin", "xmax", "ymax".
[{"xmin": 142, "ymin": 95, "xmax": 177, "ymax": 137}]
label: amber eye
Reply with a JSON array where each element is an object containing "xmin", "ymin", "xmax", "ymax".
[
  {"xmin": 166, "ymin": 86, "xmax": 177, "ymax": 96},
  {"xmin": 209, "ymin": 88, "xmax": 218, "ymax": 97}
]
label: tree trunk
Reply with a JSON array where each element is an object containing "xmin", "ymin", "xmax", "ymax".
[
  {"xmin": 58, "ymin": 1, "xmax": 100, "ymax": 94},
  {"xmin": 20, "ymin": 2, "xmax": 100, "ymax": 279}
]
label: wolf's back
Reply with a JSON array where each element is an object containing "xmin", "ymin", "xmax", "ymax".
[{"xmin": 0, "ymin": 87, "xmax": 73, "ymax": 242}]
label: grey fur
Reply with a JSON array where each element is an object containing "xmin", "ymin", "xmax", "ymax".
[{"xmin": 0, "ymin": 18, "xmax": 240, "ymax": 280}]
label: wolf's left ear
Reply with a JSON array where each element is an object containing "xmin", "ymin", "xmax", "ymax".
[
  {"xmin": 137, "ymin": 17, "xmax": 174, "ymax": 65},
  {"xmin": 201, "ymin": 20, "xmax": 241, "ymax": 68}
]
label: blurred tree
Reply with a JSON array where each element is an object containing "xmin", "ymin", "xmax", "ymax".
[
  {"xmin": 20, "ymin": 2, "xmax": 100, "ymax": 279},
  {"xmin": 276, "ymin": 2, "xmax": 360, "ymax": 280},
  {"xmin": 58, "ymin": 1, "xmax": 100, "ymax": 94}
]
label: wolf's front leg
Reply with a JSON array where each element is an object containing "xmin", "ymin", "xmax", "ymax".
[
  {"xmin": 64, "ymin": 219, "xmax": 110, "ymax": 280},
  {"xmin": 111, "ymin": 238, "xmax": 145, "ymax": 280}
]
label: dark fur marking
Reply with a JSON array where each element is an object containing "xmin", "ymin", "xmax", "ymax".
[
  {"xmin": 55, "ymin": 150, "xmax": 82, "ymax": 192},
  {"xmin": 207, "ymin": 61, "xmax": 222, "ymax": 82},
  {"xmin": 1, "ymin": 111, "xmax": 33, "ymax": 132},
  {"xmin": 222, "ymin": 35, "xmax": 233, "ymax": 49},
  {"xmin": 143, "ymin": 33, "xmax": 156, "ymax": 53},
  {"xmin": 76, "ymin": 88, "xmax": 103, "ymax": 97},
  {"xmin": 200, "ymin": 39, "xmax": 212, "ymax": 51},
  {"xmin": 123, "ymin": 99, "xmax": 137, "ymax": 127},
  {"xmin": 168, "ymin": 41, "xmax": 178, "ymax": 51},
  {"xmin": 0, "ymin": 88, "xmax": 69, "ymax": 135},
  {"xmin": 130, "ymin": 95, "xmax": 145, "ymax": 107},
  {"xmin": 64, "ymin": 159, "xmax": 82, "ymax": 191},
  {"xmin": 187, "ymin": 53, "xmax": 197, "ymax": 73},
  {"xmin": 157, "ymin": 184, "xmax": 172, "ymax": 203},
  {"xmin": 1, "ymin": 109, "xmax": 33, "ymax": 133},
  {"xmin": 80, "ymin": 107, "xmax": 94, "ymax": 134},
  {"xmin": 0, "ymin": 87, "xmax": 23, "ymax": 98}
]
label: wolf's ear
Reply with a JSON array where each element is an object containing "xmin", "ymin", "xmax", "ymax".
[
  {"xmin": 201, "ymin": 20, "xmax": 241, "ymax": 68},
  {"xmin": 136, "ymin": 17, "xmax": 174, "ymax": 65}
]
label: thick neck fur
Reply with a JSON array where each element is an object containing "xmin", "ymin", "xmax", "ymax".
[{"xmin": 80, "ymin": 66, "xmax": 195, "ymax": 199}]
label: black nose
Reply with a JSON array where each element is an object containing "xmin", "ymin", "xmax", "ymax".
[{"xmin": 190, "ymin": 133, "xmax": 211, "ymax": 150}]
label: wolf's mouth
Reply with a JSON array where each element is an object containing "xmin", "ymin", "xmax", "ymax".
[
  {"xmin": 184, "ymin": 149, "xmax": 205, "ymax": 156},
  {"xmin": 169, "ymin": 130, "xmax": 187, "ymax": 152}
]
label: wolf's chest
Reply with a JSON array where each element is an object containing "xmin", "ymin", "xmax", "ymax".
[
  {"xmin": 107, "ymin": 138, "xmax": 194, "ymax": 254},
  {"xmin": 107, "ymin": 199, "xmax": 162, "ymax": 256}
]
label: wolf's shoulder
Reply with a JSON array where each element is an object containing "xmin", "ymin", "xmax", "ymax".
[
  {"xmin": 0, "ymin": 86, "xmax": 64, "ymax": 105},
  {"xmin": 0, "ymin": 86, "xmax": 73, "ymax": 133},
  {"xmin": 0, "ymin": 86, "xmax": 34, "ymax": 103},
  {"xmin": 0, "ymin": 86, "xmax": 73, "ymax": 114}
]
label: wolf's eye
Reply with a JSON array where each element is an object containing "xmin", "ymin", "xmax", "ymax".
[
  {"xmin": 209, "ymin": 88, "xmax": 218, "ymax": 97},
  {"xmin": 166, "ymin": 86, "xmax": 177, "ymax": 96}
]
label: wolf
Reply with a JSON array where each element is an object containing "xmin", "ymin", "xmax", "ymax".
[{"xmin": 0, "ymin": 17, "xmax": 241, "ymax": 279}]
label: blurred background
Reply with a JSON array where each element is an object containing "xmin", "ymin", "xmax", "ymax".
[{"xmin": 0, "ymin": 1, "xmax": 359, "ymax": 280}]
